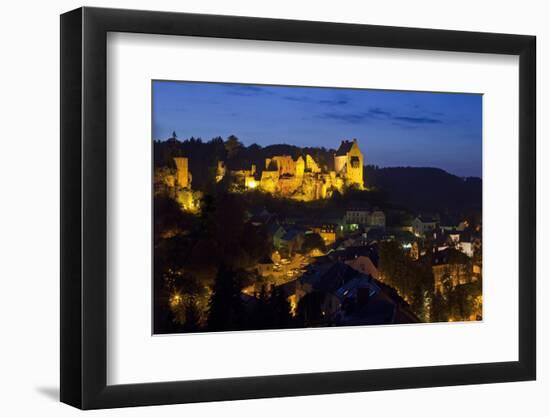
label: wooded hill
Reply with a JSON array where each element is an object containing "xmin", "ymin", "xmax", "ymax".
[{"xmin": 154, "ymin": 136, "xmax": 481, "ymax": 212}]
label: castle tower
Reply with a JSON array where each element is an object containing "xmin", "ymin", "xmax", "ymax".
[
  {"xmin": 334, "ymin": 138, "xmax": 363, "ymax": 188},
  {"xmin": 173, "ymin": 157, "xmax": 190, "ymax": 188}
]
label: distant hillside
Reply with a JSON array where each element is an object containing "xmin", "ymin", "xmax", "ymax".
[{"xmin": 363, "ymin": 166, "xmax": 482, "ymax": 212}]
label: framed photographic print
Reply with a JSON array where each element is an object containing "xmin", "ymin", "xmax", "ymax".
[{"xmin": 60, "ymin": 6, "xmax": 536, "ymax": 409}]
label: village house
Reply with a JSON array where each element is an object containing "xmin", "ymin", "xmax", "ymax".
[
  {"xmin": 412, "ymin": 215, "xmax": 438, "ymax": 236},
  {"xmin": 328, "ymin": 245, "xmax": 380, "ymax": 280},
  {"xmin": 344, "ymin": 207, "xmax": 386, "ymax": 231},
  {"xmin": 344, "ymin": 208, "xmax": 370, "ymax": 226},
  {"xmin": 423, "ymin": 247, "xmax": 473, "ymax": 293},
  {"xmin": 294, "ymin": 261, "xmax": 418, "ymax": 325},
  {"xmin": 368, "ymin": 210, "xmax": 386, "ymax": 228},
  {"xmin": 310, "ymin": 223, "xmax": 339, "ymax": 245}
]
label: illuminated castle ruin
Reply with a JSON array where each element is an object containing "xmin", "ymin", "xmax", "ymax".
[
  {"xmin": 334, "ymin": 139, "xmax": 363, "ymax": 187},
  {"xmin": 226, "ymin": 138, "xmax": 365, "ymax": 201},
  {"xmin": 229, "ymin": 164, "xmax": 258, "ymax": 189},
  {"xmin": 154, "ymin": 156, "xmax": 201, "ymax": 213},
  {"xmin": 173, "ymin": 157, "xmax": 191, "ymax": 188},
  {"xmin": 156, "ymin": 139, "xmax": 365, "ymax": 206}
]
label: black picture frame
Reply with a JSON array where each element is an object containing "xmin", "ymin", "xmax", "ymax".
[{"xmin": 60, "ymin": 6, "xmax": 536, "ymax": 410}]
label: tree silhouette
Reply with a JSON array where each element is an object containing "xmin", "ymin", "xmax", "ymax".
[
  {"xmin": 207, "ymin": 265, "xmax": 245, "ymax": 331},
  {"xmin": 269, "ymin": 286, "xmax": 292, "ymax": 328},
  {"xmin": 252, "ymin": 284, "xmax": 273, "ymax": 329},
  {"xmin": 182, "ymin": 297, "xmax": 201, "ymax": 332},
  {"xmin": 224, "ymin": 135, "xmax": 243, "ymax": 158},
  {"xmin": 431, "ymin": 290, "xmax": 447, "ymax": 322},
  {"xmin": 296, "ymin": 292, "xmax": 324, "ymax": 327},
  {"xmin": 301, "ymin": 233, "xmax": 326, "ymax": 254}
]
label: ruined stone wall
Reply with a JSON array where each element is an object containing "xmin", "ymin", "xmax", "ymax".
[
  {"xmin": 270, "ymin": 155, "xmax": 297, "ymax": 176},
  {"xmin": 217, "ymin": 138, "xmax": 363, "ymax": 199},
  {"xmin": 305, "ymin": 154, "xmax": 321, "ymax": 173},
  {"xmin": 173, "ymin": 157, "xmax": 190, "ymax": 189},
  {"xmin": 260, "ymin": 170, "xmax": 279, "ymax": 193},
  {"xmin": 277, "ymin": 176, "xmax": 302, "ymax": 196},
  {"xmin": 295, "ymin": 156, "xmax": 305, "ymax": 179}
]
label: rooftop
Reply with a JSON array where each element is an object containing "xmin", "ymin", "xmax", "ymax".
[{"xmin": 335, "ymin": 139, "xmax": 357, "ymax": 156}]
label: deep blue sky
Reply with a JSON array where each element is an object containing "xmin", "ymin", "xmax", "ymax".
[{"xmin": 153, "ymin": 81, "xmax": 482, "ymax": 177}]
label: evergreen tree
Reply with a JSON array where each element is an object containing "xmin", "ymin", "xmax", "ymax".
[
  {"xmin": 431, "ymin": 290, "xmax": 447, "ymax": 322},
  {"xmin": 253, "ymin": 284, "xmax": 273, "ymax": 330},
  {"xmin": 207, "ymin": 265, "xmax": 244, "ymax": 331},
  {"xmin": 269, "ymin": 286, "xmax": 292, "ymax": 329},
  {"xmin": 225, "ymin": 135, "xmax": 243, "ymax": 158},
  {"xmin": 182, "ymin": 297, "xmax": 201, "ymax": 332},
  {"xmin": 296, "ymin": 292, "xmax": 324, "ymax": 327}
]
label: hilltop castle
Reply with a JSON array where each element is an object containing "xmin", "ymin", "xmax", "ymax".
[
  {"xmin": 157, "ymin": 139, "xmax": 365, "ymax": 208},
  {"xmin": 225, "ymin": 138, "xmax": 364, "ymax": 201}
]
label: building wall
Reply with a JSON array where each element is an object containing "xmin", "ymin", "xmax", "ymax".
[
  {"xmin": 368, "ymin": 211, "xmax": 386, "ymax": 227},
  {"xmin": 345, "ymin": 210, "xmax": 369, "ymax": 225},
  {"xmin": 334, "ymin": 154, "xmax": 347, "ymax": 174},
  {"xmin": 412, "ymin": 218, "xmax": 437, "ymax": 235}
]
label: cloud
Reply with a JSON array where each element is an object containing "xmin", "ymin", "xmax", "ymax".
[
  {"xmin": 368, "ymin": 107, "xmax": 392, "ymax": 117},
  {"xmin": 318, "ymin": 98, "xmax": 349, "ymax": 105},
  {"xmin": 283, "ymin": 95, "xmax": 311, "ymax": 103},
  {"xmin": 319, "ymin": 107, "xmax": 442, "ymax": 125},
  {"xmin": 319, "ymin": 107, "xmax": 391, "ymax": 124},
  {"xmin": 392, "ymin": 116, "xmax": 442, "ymax": 124},
  {"xmin": 226, "ymin": 85, "xmax": 272, "ymax": 96},
  {"xmin": 320, "ymin": 111, "xmax": 372, "ymax": 124},
  {"xmin": 282, "ymin": 95, "xmax": 349, "ymax": 106}
]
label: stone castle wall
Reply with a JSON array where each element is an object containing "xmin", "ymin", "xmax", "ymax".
[
  {"xmin": 256, "ymin": 140, "xmax": 364, "ymax": 199},
  {"xmin": 166, "ymin": 139, "xmax": 364, "ymax": 202},
  {"xmin": 173, "ymin": 157, "xmax": 190, "ymax": 189}
]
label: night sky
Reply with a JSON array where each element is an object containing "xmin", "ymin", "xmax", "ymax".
[{"xmin": 153, "ymin": 81, "xmax": 482, "ymax": 178}]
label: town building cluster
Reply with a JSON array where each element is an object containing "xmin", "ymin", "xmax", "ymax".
[{"xmin": 243, "ymin": 205, "xmax": 482, "ymax": 324}]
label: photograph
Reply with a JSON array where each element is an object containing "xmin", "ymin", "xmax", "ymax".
[{"xmin": 152, "ymin": 80, "xmax": 483, "ymax": 334}]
